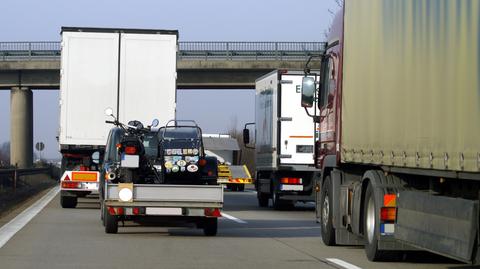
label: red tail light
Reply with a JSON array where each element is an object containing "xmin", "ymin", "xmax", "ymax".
[
  {"xmin": 204, "ymin": 208, "xmax": 221, "ymax": 217},
  {"xmin": 198, "ymin": 159, "xmax": 207, "ymax": 166},
  {"xmin": 380, "ymin": 207, "xmax": 396, "ymax": 222},
  {"xmin": 116, "ymin": 207, "xmax": 124, "ymax": 215},
  {"xmin": 61, "ymin": 181, "xmax": 80, "ymax": 188},
  {"xmin": 280, "ymin": 177, "xmax": 302, "ymax": 184},
  {"xmin": 125, "ymin": 146, "xmax": 137, "ymax": 155},
  {"xmin": 133, "ymin": 207, "xmax": 140, "ymax": 215},
  {"xmin": 79, "ymin": 165, "xmax": 90, "ymax": 171}
]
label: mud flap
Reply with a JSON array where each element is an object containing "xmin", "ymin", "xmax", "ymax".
[{"xmin": 396, "ymin": 191, "xmax": 478, "ymax": 263}]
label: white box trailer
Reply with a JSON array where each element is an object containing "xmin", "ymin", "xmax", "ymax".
[
  {"xmin": 247, "ymin": 70, "xmax": 319, "ymax": 209},
  {"xmin": 58, "ymin": 27, "xmax": 177, "ymax": 208}
]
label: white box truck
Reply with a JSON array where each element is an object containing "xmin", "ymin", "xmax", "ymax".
[
  {"xmin": 58, "ymin": 27, "xmax": 178, "ymax": 208},
  {"xmin": 243, "ymin": 70, "xmax": 320, "ymax": 209}
]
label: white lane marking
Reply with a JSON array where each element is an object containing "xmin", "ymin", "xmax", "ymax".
[
  {"xmin": 220, "ymin": 213, "xmax": 247, "ymax": 224},
  {"xmin": 325, "ymin": 258, "xmax": 362, "ymax": 269},
  {"xmin": 0, "ymin": 186, "xmax": 60, "ymax": 249}
]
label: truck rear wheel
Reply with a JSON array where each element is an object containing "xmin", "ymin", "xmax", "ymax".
[
  {"xmin": 319, "ymin": 176, "xmax": 335, "ymax": 245},
  {"xmin": 272, "ymin": 188, "xmax": 293, "ymax": 210},
  {"xmin": 203, "ymin": 218, "xmax": 218, "ymax": 236},
  {"xmin": 104, "ymin": 205, "xmax": 118, "ymax": 234},
  {"xmin": 363, "ymin": 183, "xmax": 385, "ymax": 261},
  {"xmin": 60, "ymin": 193, "xmax": 77, "ymax": 208}
]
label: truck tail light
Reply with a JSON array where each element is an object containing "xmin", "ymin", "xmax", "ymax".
[
  {"xmin": 79, "ymin": 165, "xmax": 90, "ymax": 171},
  {"xmin": 61, "ymin": 181, "xmax": 80, "ymax": 189},
  {"xmin": 108, "ymin": 206, "xmax": 116, "ymax": 215},
  {"xmin": 204, "ymin": 208, "xmax": 221, "ymax": 217},
  {"xmin": 380, "ymin": 207, "xmax": 396, "ymax": 222},
  {"xmin": 133, "ymin": 207, "xmax": 140, "ymax": 215},
  {"xmin": 116, "ymin": 207, "xmax": 124, "ymax": 215},
  {"xmin": 280, "ymin": 177, "xmax": 302, "ymax": 184},
  {"xmin": 125, "ymin": 146, "xmax": 137, "ymax": 155}
]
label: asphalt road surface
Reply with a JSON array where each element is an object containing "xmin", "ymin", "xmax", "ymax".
[{"xmin": 0, "ymin": 185, "xmax": 474, "ymax": 269}]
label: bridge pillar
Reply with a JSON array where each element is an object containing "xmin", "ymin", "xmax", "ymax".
[{"xmin": 10, "ymin": 87, "xmax": 33, "ymax": 168}]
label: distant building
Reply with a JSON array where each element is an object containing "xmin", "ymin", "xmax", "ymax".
[{"xmin": 202, "ymin": 134, "xmax": 240, "ymax": 165}]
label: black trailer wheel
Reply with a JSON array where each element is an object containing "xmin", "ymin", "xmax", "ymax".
[
  {"xmin": 60, "ymin": 193, "xmax": 77, "ymax": 208},
  {"xmin": 104, "ymin": 205, "xmax": 118, "ymax": 234},
  {"xmin": 203, "ymin": 218, "xmax": 218, "ymax": 236},
  {"xmin": 272, "ymin": 188, "xmax": 293, "ymax": 210},
  {"xmin": 363, "ymin": 183, "xmax": 385, "ymax": 261},
  {"xmin": 257, "ymin": 192, "xmax": 269, "ymax": 207},
  {"xmin": 319, "ymin": 176, "xmax": 335, "ymax": 245}
]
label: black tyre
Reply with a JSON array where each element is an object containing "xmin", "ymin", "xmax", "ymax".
[
  {"xmin": 104, "ymin": 205, "xmax": 118, "ymax": 234},
  {"xmin": 257, "ymin": 192, "xmax": 269, "ymax": 207},
  {"xmin": 60, "ymin": 194, "xmax": 77, "ymax": 208},
  {"xmin": 203, "ymin": 218, "xmax": 218, "ymax": 236},
  {"xmin": 272, "ymin": 188, "xmax": 293, "ymax": 210},
  {"xmin": 363, "ymin": 183, "xmax": 385, "ymax": 261},
  {"xmin": 319, "ymin": 176, "xmax": 335, "ymax": 245}
]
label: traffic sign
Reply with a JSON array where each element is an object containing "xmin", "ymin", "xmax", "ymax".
[{"xmin": 35, "ymin": 142, "xmax": 45, "ymax": 151}]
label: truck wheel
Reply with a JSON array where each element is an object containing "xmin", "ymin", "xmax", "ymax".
[
  {"xmin": 257, "ymin": 192, "xmax": 269, "ymax": 207},
  {"xmin": 203, "ymin": 218, "xmax": 218, "ymax": 236},
  {"xmin": 237, "ymin": 185, "xmax": 245, "ymax": 192},
  {"xmin": 319, "ymin": 176, "xmax": 335, "ymax": 245},
  {"xmin": 104, "ymin": 205, "xmax": 118, "ymax": 234},
  {"xmin": 272, "ymin": 189, "xmax": 293, "ymax": 210},
  {"xmin": 363, "ymin": 183, "xmax": 384, "ymax": 261},
  {"xmin": 60, "ymin": 193, "xmax": 77, "ymax": 208}
]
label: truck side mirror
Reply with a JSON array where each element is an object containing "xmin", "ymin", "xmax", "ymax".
[
  {"xmin": 243, "ymin": 129, "xmax": 250, "ymax": 145},
  {"xmin": 301, "ymin": 77, "xmax": 315, "ymax": 108}
]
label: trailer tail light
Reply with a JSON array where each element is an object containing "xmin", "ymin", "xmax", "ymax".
[
  {"xmin": 116, "ymin": 207, "xmax": 124, "ymax": 215},
  {"xmin": 61, "ymin": 181, "xmax": 80, "ymax": 189},
  {"xmin": 133, "ymin": 207, "xmax": 140, "ymax": 215},
  {"xmin": 380, "ymin": 207, "xmax": 396, "ymax": 222},
  {"xmin": 108, "ymin": 206, "xmax": 116, "ymax": 215},
  {"xmin": 79, "ymin": 165, "xmax": 90, "ymax": 171},
  {"xmin": 204, "ymin": 208, "xmax": 221, "ymax": 217},
  {"xmin": 125, "ymin": 146, "xmax": 137, "ymax": 155},
  {"xmin": 280, "ymin": 177, "xmax": 303, "ymax": 184}
]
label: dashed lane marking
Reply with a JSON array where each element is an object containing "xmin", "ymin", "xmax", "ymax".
[
  {"xmin": 0, "ymin": 186, "xmax": 60, "ymax": 249},
  {"xmin": 325, "ymin": 258, "xmax": 362, "ymax": 269},
  {"xmin": 220, "ymin": 212, "xmax": 248, "ymax": 224}
]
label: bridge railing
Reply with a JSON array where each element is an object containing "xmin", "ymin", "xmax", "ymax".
[{"xmin": 0, "ymin": 41, "xmax": 326, "ymax": 61}]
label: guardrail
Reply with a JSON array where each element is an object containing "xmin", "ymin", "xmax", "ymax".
[
  {"xmin": 0, "ymin": 41, "xmax": 326, "ymax": 61},
  {"xmin": 0, "ymin": 167, "xmax": 51, "ymax": 191}
]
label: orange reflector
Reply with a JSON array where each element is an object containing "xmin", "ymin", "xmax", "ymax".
[
  {"xmin": 61, "ymin": 181, "xmax": 80, "ymax": 189},
  {"xmin": 204, "ymin": 208, "xmax": 221, "ymax": 217},
  {"xmin": 380, "ymin": 207, "xmax": 396, "ymax": 221},
  {"xmin": 72, "ymin": 172, "xmax": 98, "ymax": 182},
  {"xmin": 383, "ymin": 194, "xmax": 396, "ymax": 207}
]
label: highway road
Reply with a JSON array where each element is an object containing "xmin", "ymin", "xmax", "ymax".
[{"xmin": 0, "ymin": 185, "xmax": 470, "ymax": 269}]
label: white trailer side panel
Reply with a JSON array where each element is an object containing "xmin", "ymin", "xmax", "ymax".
[
  {"xmin": 255, "ymin": 72, "xmax": 278, "ymax": 169},
  {"xmin": 118, "ymin": 33, "xmax": 177, "ymax": 127},
  {"xmin": 59, "ymin": 32, "xmax": 119, "ymax": 146},
  {"xmin": 279, "ymin": 74, "xmax": 315, "ymax": 165}
]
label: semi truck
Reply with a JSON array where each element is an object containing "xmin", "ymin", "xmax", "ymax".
[
  {"xmin": 243, "ymin": 70, "xmax": 320, "ymax": 209},
  {"xmin": 58, "ymin": 27, "xmax": 177, "ymax": 208},
  {"xmin": 301, "ymin": 0, "xmax": 480, "ymax": 263}
]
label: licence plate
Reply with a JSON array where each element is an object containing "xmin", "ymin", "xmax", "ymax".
[
  {"xmin": 146, "ymin": 207, "xmax": 182, "ymax": 216},
  {"xmin": 121, "ymin": 154, "xmax": 139, "ymax": 168},
  {"xmin": 280, "ymin": 184, "xmax": 303, "ymax": 191}
]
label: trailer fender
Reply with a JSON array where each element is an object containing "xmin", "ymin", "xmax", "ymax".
[{"xmin": 360, "ymin": 170, "xmax": 406, "ymax": 237}]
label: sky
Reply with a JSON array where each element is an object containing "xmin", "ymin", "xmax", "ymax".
[{"xmin": 0, "ymin": 0, "xmax": 341, "ymax": 159}]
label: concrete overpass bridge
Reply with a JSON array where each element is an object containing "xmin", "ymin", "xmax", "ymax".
[{"xmin": 0, "ymin": 41, "xmax": 325, "ymax": 168}]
